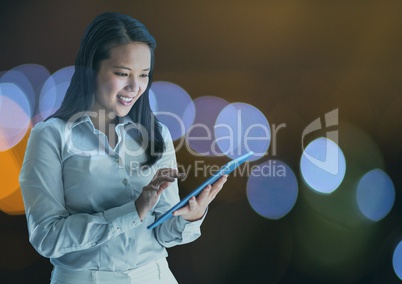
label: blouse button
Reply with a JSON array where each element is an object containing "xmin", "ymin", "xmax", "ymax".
[
  {"xmin": 122, "ymin": 178, "xmax": 128, "ymax": 186},
  {"xmin": 114, "ymin": 157, "xmax": 119, "ymax": 163}
]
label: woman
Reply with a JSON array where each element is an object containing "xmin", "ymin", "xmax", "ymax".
[{"xmin": 19, "ymin": 12, "xmax": 226, "ymax": 283}]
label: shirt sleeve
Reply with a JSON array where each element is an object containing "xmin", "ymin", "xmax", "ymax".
[
  {"xmin": 151, "ymin": 125, "xmax": 206, "ymax": 247},
  {"xmin": 19, "ymin": 121, "xmax": 142, "ymax": 259}
]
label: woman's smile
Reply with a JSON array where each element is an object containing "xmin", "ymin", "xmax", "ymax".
[{"xmin": 117, "ymin": 94, "xmax": 135, "ymax": 105}]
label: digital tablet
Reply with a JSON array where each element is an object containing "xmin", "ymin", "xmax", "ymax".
[{"xmin": 147, "ymin": 151, "xmax": 254, "ymax": 230}]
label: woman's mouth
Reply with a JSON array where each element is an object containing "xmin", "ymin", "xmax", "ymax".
[{"xmin": 117, "ymin": 95, "xmax": 134, "ymax": 105}]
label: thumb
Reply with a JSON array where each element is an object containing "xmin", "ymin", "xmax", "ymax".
[
  {"xmin": 173, "ymin": 197, "xmax": 196, "ymax": 216},
  {"xmin": 188, "ymin": 196, "xmax": 197, "ymax": 210}
]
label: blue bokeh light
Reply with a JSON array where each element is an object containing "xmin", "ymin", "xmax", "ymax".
[
  {"xmin": 356, "ymin": 169, "xmax": 395, "ymax": 222},
  {"xmin": 185, "ymin": 96, "xmax": 229, "ymax": 156},
  {"xmin": 39, "ymin": 66, "xmax": 74, "ymax": 120},
  {"xmin": 0, "ymin": 69, "xmax": 35, "ymax": 116},
  {"xmin": 149, "ymin": 88, "xmax": 157, "ymax": 113},
  {"xmin": 246, "ymin": 160, "xmax": 298, "ymax": 219},
  {"xmin": 0, "ymin": 83, "xmax": 32, "ymax": 151},
  {"xmin": 12, "ymin": 64, "xmax": 51, "ymax": 124},
  {"xmin": 214, "ymin": 102, "xmax": 270, "ymax": 161},
  {"xmin": 300, "ymin": 137, "xmax": 346, "ymax": 194},
  {"xmin": 150, "ymin": 81, "xmax": 195, "ymax": 140},
  {"xmin": 393, "ymin": 241, "xmax": 402, "ymax": 280},
  {"xmin": 12, "ymin": 64, "xmax": 50, "ymax": 94}
]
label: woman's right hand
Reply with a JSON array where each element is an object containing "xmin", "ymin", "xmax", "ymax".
[{"xmin": 135, "ymin": 168, "xmax": 184, "ymax": 221}]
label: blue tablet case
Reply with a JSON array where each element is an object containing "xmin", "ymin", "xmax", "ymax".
[{"xmin": 147, "ymin": 152, "xmax": 254, "ymax": 230}]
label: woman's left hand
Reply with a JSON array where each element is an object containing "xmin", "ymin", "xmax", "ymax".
[{"xmin": 172, "ymin": 175, "xmax": 228, "ymax": 222}]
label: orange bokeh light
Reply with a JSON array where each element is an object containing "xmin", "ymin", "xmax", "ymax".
[{"xmin": 0, "ymin": 128, "xmax": 31, "ymax": 215}]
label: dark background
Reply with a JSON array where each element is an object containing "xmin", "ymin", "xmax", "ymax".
[{"xmin": 1, "ymin": 1, "xmax": 402, "ymax": 283}]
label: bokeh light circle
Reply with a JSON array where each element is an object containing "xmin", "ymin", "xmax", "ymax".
[
  {"xmin": 0, "ymin": 83, "xmax": 32, "ymax": 151},
  {"xmin": 393, "ymin": 241, "xmax": 402, "ymax": 280},
  {"xmin": 12, "ymin": 64, "xmax": 51, "ymax": 124},
  {"xmin": 0, "ymin": 69, "xmax": 35, "ymax": 116},
  {"xmin": 214, "ymin": 102, "xmax": 270, "ymax": 161},
  {"xmin": 150, "ymin": 81, "xmax": 195, "ymax": 140},
  {"xmin": 300, "ymin": 137, "xmax": 346, "ymax": 194},
  {"xmin": 356, "ymin": 169, "xmax": 395, "ymax": 222},
  {"xmin": 149, "ymin": 88, "xmax": 158, "ymax": 112},
  {"xmin": 0, "ymin": 149, "xmax": 23, "ymax": 200},
  {"xmin": 185, "ymin": 96, "xmax": 229, "ymax": 156},
  {"xmin": 39, "ymin": 66, "xmax": 74, "ymax": 119},
  {"xmin": 12, "ymin": 64, "xmax": 50, "ymax": 95},
  {"xmin": 247, "ymin": 160, "xmax": 298, "ymax": 219}
]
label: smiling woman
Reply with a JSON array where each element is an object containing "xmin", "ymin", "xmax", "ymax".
[
  {"xmin": 46, "ymin": 12, "xmax": 164, "ymax": 166},
  {"xmin": 92, "ymin": 42, "xmax": 151, "ymax": 148},
  {"xmin": 19, "ymin": 12, "xmax": 227, "ymax": 284}
]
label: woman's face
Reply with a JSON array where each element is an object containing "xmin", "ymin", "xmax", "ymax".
[{"xmin": 92, "ymin": 42, "xmax": 151, "ymax": 118}]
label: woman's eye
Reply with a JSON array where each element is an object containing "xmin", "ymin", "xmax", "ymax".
[
  {"xmin": 115, "ymin": 72, "xmax": 128, "ymax": 77},
  {"xmin": 140, "ymin": 74, "xmax": 149, "ymax": 78}
]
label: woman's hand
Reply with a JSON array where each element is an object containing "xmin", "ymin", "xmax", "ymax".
[
  {"xmin": 135, "ymin": 168, "xmax": 184, "ymax": 221},
  {"xmin": 172, "ymin": 175, "xmax": 228, "ymax": 222}
]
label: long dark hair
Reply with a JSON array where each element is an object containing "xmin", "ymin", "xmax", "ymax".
[{"xmin": 48, "ymin": 12, "xmax": 164, "ymax": 166}]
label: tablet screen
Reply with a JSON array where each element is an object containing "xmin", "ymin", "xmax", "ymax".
[{"xmin": 147, "ymin": 152, "xmax": 254, "ymax": 230}]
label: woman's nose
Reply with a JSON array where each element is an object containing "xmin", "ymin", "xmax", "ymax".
[{"xmin": 126, "ymin": 78, "xmax": 139, "ymax": 93}]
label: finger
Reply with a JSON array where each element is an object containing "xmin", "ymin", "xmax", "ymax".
[
  {"xmin": 143, "ymin": 184, "xmax": 159, "ymax": 192},
  {"xmin": 158, "ymin": 181, "xmax": 172, "ymax": 191},
  {"xmin": 187, "ymin": 196, "xmax": 197, "ymax": 210},
  {"xmin": 206, "ymin": 175, "xmax": 227, "ymax": 201},
  {"xmin": 156, "ymin": 185, "xmax": 165, "ymax": 195},
  {"xmin": 151, "ymin": 175, "xmax": 175, "ymax": 187},
  {"xmin": 159, "ymin": 181, "xmax": 170, "ymax": 189},
  {"xmin": 173, "ymin": 196, "xmax": 199, "ymax": 216},
  {"xmin": 157, "ymin": 167, "xmax": 177, "ymax": 175},
  {"xmin": 152, "ymin": 167, "xmax": 188, "ymax": 186},
  {"xmin": 157, "ymin": 177, "xmax": 185, "ymax": 195},
  {"xmin": 156, "ymin": 168, "xmax": 185, "ymax": 179},
  {"xmin": 211, "ymin": 175, "xmax": 227, "ymax": 191},
  {"xmin": 153, "ymin": 180, "xmax": 174, "ymax": 195},
  {"xmin": 212, "ymin": 175, "xmax": 228, "ymax": 188},
  {"xmin": 198, "ymin": 176, "xmax": 226, "ymax": 196},
  {"xmin": 172, "ymin": 204, "xmax": 190, "ymax": 216},
  {"xmin": 197, "ymin": 184, "xmax": 212, "ymax": 202}
]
